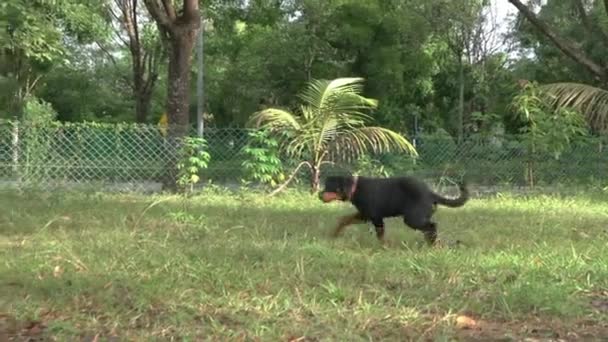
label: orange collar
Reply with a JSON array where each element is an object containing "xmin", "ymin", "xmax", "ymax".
[{"xmin": 348, "ymin": 175, "xmax": 358, "ymax": 200}]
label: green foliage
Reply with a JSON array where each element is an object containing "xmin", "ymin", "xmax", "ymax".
[
  {"xmin": 3, "ymin": 120, "xmax": 607, "ymax": 191},
  {"xmin": 541, "ymin": 82, "xmax": 608, "ymax": 132},
  {"xmin": 2, "ymin": 0, "xmax": 604, "ymax": 149},
  {"xmin": 2, "ymin": 120, "xmax": 189, "ymax": 187},
  {"xmin": 510, "ymin": 0, "xmax": 608, "ymax": 98},
  {"xmin": 176, "ymin": 137, "xmax": 211, "ymax": 194},
  {"xmin": 0, "ymin": 0, "xmax": 109, "ymax": 116},
  {"xmin": 241, "ymin": 130, "xmax": 285, "ymax": 187},
  {"xmin": 467, "ymin": 111, "xmax": 501, "ymax": 136},
  {"xmin": 252, "ymin": 77, "xmax": 416, "ymax": 160},
  {"xmin": 511, "ymin": 81, "xmax": 589, "ymax": 159},
  {"xmin": 19, "ymin": 95, "xmax": 58, "ymax": 184},
  {"xmin": 22, "ymin": 95, "xmax": 57, "ymax": 124},
  {"xmin": 351, "ymin": 154, "xmax": 392, "ymax": 178},
  {"xmin": 250, "ymin": 77, "xmax": 416, "ymax": 191}
]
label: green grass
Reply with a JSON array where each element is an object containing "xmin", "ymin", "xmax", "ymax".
[{"xmin": 1, "ymin": 188, "xmax": 608, "ymax": 340}]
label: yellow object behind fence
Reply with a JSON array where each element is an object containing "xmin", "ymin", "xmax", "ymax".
[{"xmin": 158, "ymin": 113, "xmax": 168, "ymax": 137}]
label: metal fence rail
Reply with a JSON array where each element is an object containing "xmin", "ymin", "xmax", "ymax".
[{"xmin": 1, "ymin": 121, "xmax": 606, "ymax": 192}]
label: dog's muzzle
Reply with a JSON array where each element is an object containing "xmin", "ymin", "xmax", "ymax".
[{"xmin": 319, "ymin": 191, "xmax": 339, "ymax": 203}]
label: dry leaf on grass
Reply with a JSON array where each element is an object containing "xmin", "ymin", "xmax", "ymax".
[
  {"xmin": 456, "ymin": 315, "xmax": 477, "ymax": 330},
  {"xmin": 53, "ymin": 265, "xmax": 64, "ymax": 278}
]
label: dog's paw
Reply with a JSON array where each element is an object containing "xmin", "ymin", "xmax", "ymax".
[
  {"xmin": 378, "ymin": 238, "xmax": 394, "ymax": 249},
  {"xmin": 432, "ymin": 238, "xmax": 464, "ymax": 249},
  {"xmin": 432, "ymin": 240, "xmax": 447, "ymax": 249}
]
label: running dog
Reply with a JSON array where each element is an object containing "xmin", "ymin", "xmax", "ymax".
[{"xmin": 319, "ymin": 174, "xmax": 469, "ymax": 245}]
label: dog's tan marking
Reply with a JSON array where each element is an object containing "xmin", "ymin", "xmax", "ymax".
[
  {"xmin": 374, "ymin": 225, "xmax": 386, "ymax": 243},
  {"xmin": 331, "ymin": 213, "xmax": 364, "ymax": 238}
]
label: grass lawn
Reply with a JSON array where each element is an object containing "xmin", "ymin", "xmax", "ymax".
[{"xmin": 1, "ymin": 188, "xmax": 608, "ymax": 341}]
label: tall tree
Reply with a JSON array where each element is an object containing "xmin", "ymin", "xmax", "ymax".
[
  {"xmin": 508, "ymin": 0, "xmax": 608, "ymax": 131},
  {"xmin": 508, "ymin": 0, "xmax": 608, "ymax": 82},
  {"xmin": 143, "ymin": 0, "xmax": 201, "ymax": 135},
  {"xmin": 1, "ymin": 0, "xmax": 107, "ymax": 117},
  {"xmin": 104, "ymin": 0, "xmax": 163, "ymax": 123},
  {"xmin": 422, "ymin": 0, "xmax": 485, "ymax": 141}
]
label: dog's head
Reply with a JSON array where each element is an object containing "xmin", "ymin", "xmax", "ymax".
[{"xmin": 319, "ymin": 175, "xmax": 355, "ymax": 203}]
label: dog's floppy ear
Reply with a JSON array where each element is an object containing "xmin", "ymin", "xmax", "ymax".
[
  {"xmin": 324, "ymin": 166, "xmax": 352, "ymax": 178},
  {"xmin": 327, "ymin": 174, "xmax": 351, "ymax": 194},
  {"xmin": 322, "ymin": 169, "xmax": 349, "ymax": 184}
]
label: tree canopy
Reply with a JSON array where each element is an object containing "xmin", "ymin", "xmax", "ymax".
[{"xmin": 2, "ymin": 0, "xmax": 608, "ymax": 137}]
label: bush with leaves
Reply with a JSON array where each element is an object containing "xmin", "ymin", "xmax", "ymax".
[
  {"xmin": 19, "ymin": 95, "xmax": 58, "ymax": 184},
  {"xmin": 241, "ymin": 129, "xmax": 285, "ymax": 187},
  {"xmin": 351, "ymin": 154, "xmax": 392, "ymax": 178},
  {"xmin": 176, "ymin": 137, "xmax": 211, "ymax": 194},
  {"xmin": 512, "ymin": 81, "xmax": 588, "ymax": 158},
  {"xmin": 511, "ymin": 81, "xmax": 589, "ymax": 186}
]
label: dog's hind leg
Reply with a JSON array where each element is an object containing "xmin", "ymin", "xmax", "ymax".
[
  {"xmin": 421, "ymin": 222, "xmax": 438, "ymax": 245},
  {"xmin": 371, "ymin": 217, "xmax": 386, "ymax": 244},
  {"xmin": 402, "ymin": 211, "xmax": 438, "ymax": 246},
  {"xmin": 332, "ymin": 212, "xmax": 364, "ymax": 238}
]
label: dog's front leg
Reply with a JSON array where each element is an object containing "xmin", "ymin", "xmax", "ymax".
[
  {"xmin": 371, "ymin": 218, "xmax": 386, "ymax": 245},
  {"xmin": 331, "ymin": 213, "xmax": 364, "ymax": 238},
  {"xmin": 374, "ymin": 225, "xmax": 385, "ymax": 242}
]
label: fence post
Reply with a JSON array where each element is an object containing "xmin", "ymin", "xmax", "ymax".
[
  {"xmin": 11, "ymin": 121, "xmax": 19, "ymax": 179},
  {"xmin": 600, "ymin": 138, "xmax": 604, "ymax": 185}
]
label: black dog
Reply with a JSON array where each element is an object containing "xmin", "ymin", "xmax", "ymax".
[{"xmin": 319, "ymin": 175, "xmax": 469, "ymax": 245}]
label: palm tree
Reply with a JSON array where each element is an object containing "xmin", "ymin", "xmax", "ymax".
[
  {"xmin": 541, "ymin": 83, "xmax": 608, "ymax": 132},
  {"xmin": 249, "ymin": 77, "xmax": 417, "ymax": 194}
]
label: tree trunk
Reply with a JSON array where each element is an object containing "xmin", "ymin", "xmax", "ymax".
[
  {"xmin": 507, "ymin": 0, "xmax": 607, "ymax": 81},
  {"xmin": 143, "ymin": 0, "xmax": 200, "ymax": 132},
  {"xmin": 160, "ymin": 34, "xmax": 197, "ymax": 192},
  {"xmin": 107, "ymin": 0, "xmax": 162, "ymax": 124},
  {"xmin": 268, "ymin": 161, "xmax": 311, "ymax": 197},
  {"xmin": 166, "ymin": 33, "xmax": 196, "ymax": 137},
  {"xmin": 310, "ymin": 166, "xmax": 320, "ymax": 193},
  {"xmin": 142, "ymin": 0, "xmax": 200, "ymax": 192},
  {"xmin": 132, "ymin": 55, "xmax": 158, "ymax": 124},
  {"xmin": 133, "ymin": 61, "xmax": 153, "ymax": 123},
  {"xmin": 135, "ymin": 88, "xmax": 152, "ymax": 123}
]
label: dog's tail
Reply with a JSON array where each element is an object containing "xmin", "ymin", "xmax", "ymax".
[{"xmin": 432, "ymin": 181, "xmax": 469, "ymax": 208}]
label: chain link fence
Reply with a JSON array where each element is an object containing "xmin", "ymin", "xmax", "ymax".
[{"xmin": 1, "ymin": 120, "xmax": 606, "ymax": 193}]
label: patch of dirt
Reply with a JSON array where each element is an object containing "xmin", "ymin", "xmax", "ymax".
[
  {"xmin": 285, "ymin": 335, "xmax": 318, "ymax": 342},
  {"xmin": 0, "ymin": 310, "xmax": 122, "ymax": 342},
  {"xmin": 453, "ymin": 316, "xmax": 608, "ymax": 341},
  {"xmin": 0, "ymin": 313, "xmax": 47, "ymax": 341},
  {"xmin": 589, "ymin": 290, "xmax": 608, "ymax": 314}
]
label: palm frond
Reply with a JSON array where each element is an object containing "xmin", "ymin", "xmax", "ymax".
[
  {"xmin": 246, "ymin": 77, "xmax": 403, "ymax": 169},
  {"xmin": 299, "ymin": 77, "xmax": 376, "ymax": 115},
  {"xmin": 331, "ymin": 93, "xmax": 378, "ymax": 124},
  {"xmin": 299, "ymin": 77, "xmax": 360, "ymax": 108},
  {"xmin": 314, "ymin": 117, "xmax": 339, "ymax": 155},
  {"xmin": 300, "ymin": 105, "xmax": 315, "ymax": 121},
  {"xmin": 541, "ymin": 82, "xmax": 608, "ymax": 131},
  {"xmin": 249, "ymin": 108, "xmax": 301, "ymax": 131},
  {"xmin": 283, "ymin": 132, "xmax": 314, "ymax": 159},
  {"xmin": 332, "ymin": 127, "xmax": 417, "ymax": 161}
]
